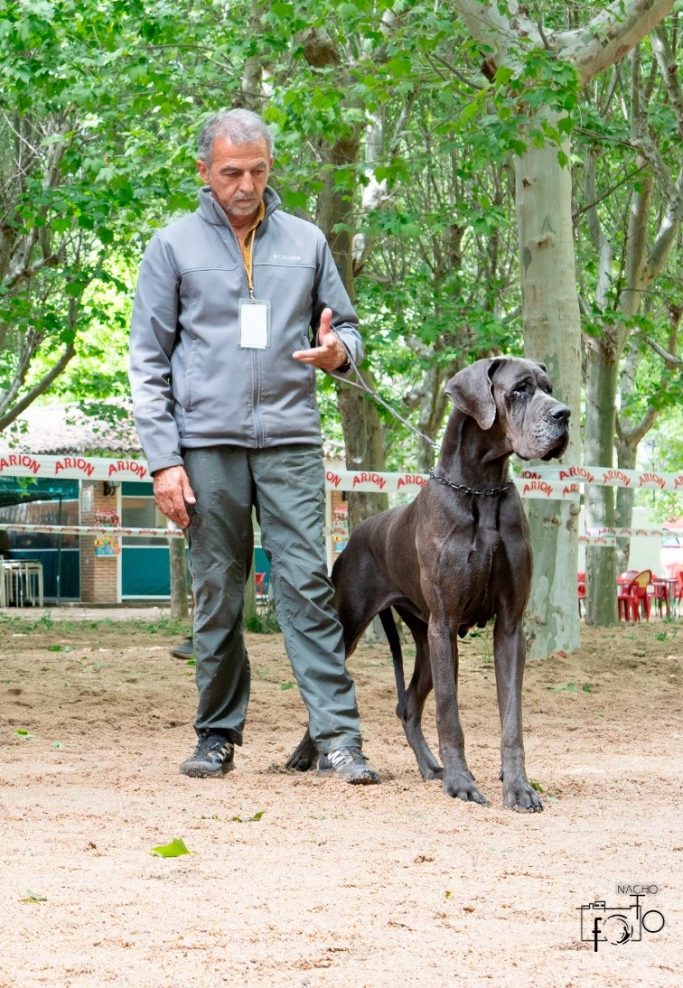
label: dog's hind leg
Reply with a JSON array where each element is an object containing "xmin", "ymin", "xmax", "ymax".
[
  {"xmin": 285, "ymin": 567, "xmax": 372, "ymax": 773},
  {"xmin": 393, "ymin": 607, "xmax": 443, "ymax": 780},
  {"xmin": 285, "ymin": 727, "xmax": 318, "ymax": 771}
]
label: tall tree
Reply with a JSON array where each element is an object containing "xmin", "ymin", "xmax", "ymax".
[
  {"xmin": 452, "ymin": 0, "xmax": 675, "ymax": 656},
  {"xmin": 577, "ymin": 22, "xmax": 683, "ymax": 621}
]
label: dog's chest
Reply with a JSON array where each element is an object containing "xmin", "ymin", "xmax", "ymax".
[{"xmin": 418, "ymin": 499, "xmax": 509, "ymax": 620}]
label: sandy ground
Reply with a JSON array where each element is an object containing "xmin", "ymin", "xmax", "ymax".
[{"xmin": 0, "ymin": 608, "xmax": 681, "ymax": 987}]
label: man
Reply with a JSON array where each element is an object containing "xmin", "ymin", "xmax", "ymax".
[{"xmin": 129, "ymin": 108, "xmax": 378, "ymax": 784}]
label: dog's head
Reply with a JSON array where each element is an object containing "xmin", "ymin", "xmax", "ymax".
[{"xmin": 445, "ymin": 357, "xmax": 570, "ymax": 460}]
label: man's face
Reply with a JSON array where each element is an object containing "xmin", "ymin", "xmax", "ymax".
[{"xmin": 197, "ymin": 136, "xmax": 272, "ymax": 226}]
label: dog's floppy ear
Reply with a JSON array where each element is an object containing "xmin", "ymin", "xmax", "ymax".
[{"xmin": 444, "ymin": 358, "xmax": 506, "ymax": 431}]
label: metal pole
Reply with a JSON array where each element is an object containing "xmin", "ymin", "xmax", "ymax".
[{"xmin": 56, "ymin": 494, "xmax": 63, "ymax": 606}]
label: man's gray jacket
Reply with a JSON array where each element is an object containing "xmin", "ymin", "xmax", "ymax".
[{"xmin": 129, "ymin": 186, "xmax": 363, "ymax": 474}]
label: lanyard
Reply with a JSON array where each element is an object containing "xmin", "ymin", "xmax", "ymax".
[{"xmin": 243, "ymin": 226, "xmax": 257, "ymax": 300}]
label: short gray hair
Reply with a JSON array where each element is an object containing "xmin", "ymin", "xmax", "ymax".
[{"xmin": 198, "ymin": 109, "xmax": 274, "ymax": 164}]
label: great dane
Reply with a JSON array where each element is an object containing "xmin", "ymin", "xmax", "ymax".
[{"xmin": 287, "ymin": 357, "xmax": 570, "ymax": 810}]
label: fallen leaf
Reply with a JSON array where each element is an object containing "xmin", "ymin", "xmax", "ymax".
[
  {"xmin": 21, "ymin": 891, "xmax": 47, "ymax": 904},
  {"xmin": 151, "ymin": 837, "xmax": 190, "ymax": 858},
  {"xmin": 230, "ymin": 811, "xmax": 265, "ymax": 823}
]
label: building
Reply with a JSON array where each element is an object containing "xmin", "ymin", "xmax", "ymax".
[{"xmin": 0, "ymin": 403, "xmax": 349, "ymax": 605}]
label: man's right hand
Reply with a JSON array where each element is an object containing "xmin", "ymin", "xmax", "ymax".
[{"xmin": 152, "ymin": 465, "xmax": 196, "ymax": 529}]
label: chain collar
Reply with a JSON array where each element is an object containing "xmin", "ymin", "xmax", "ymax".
[{"xmin": 428, "ymin": 467, "xmax": 513, "ymax": 497}]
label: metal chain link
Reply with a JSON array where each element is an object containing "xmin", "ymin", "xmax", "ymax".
[{"xmin": 428, "ymin": 468, "xmax": 513, "ymax": 497}]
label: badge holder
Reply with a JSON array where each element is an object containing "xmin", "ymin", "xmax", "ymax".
[{"xmin": 239, "ymin": 297, "xmax": 271, "ymax": 349}]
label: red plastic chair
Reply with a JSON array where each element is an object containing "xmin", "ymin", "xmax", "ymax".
[
  {"xmin": 633, "ymin": 569, "xmax": 653, "ymax": 620},
  {"xmin": 650, "ymin": 575, "xmax": 670, "ymax": 618},
  {"xmin": 617, "ymin": 569, "xmax": 638, "ymax": 585},
  {"xmin": 675, "ymin": 570, "xmax": 683, "ymax": 617},
  {"xmin": 618, "ymin": 569, "xmax": 652, "ymax": 622},
  {"xmin": 617, "ymin": 581, "xmax": 634, "ymax": 621},
  {"xmin": 255, "ymin": 571, "xmax": 268, "ymax": 598},
  {"xmin": 577, "ymin": 572, "xmax": 586, "ymax": 617}
]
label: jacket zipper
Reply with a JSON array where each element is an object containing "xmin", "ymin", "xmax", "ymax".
[
  {"xmin": 216, "ymin": 218, "xmax": 266, "ymax": 449},
  {"xmin": 243, "ymin": 225, "xmax": 265, "ymax": 448}
]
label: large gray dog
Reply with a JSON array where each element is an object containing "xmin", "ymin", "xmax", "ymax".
[{"xmin": 287, "ymin": 357, "xmax": 570, "ymax": 810}]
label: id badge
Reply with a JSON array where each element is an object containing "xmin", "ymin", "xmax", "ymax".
[{"xmin": 239, "ymin": 298, "xmax": 271, "ymax": 349}]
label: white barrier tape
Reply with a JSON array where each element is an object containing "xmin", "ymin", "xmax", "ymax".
[
  {"xmin": 1, "ymin": 452, "xmax": 681, "ymax": 494},
  {"xmin": 2, "ymin": 523, "xmax": 674, "ymax": 547},
  {"xmin": 519, "ymin": 465, "xmax": 683, "ymax": 492},
  {"xmin": 326, "ymin": 470, "xmax": 580, "ymax": 499},
  {"xmin": 0, "ymin": 523, "xmax": 184, "ymax": 539},
  {"xmin": 586, "ymin": 527, "xmax": 682, "ymax": 539},
  {"xmin": 514, "ymin": 478, "xmax": 578, "ymax": 500},
  {"xmin": 0, "ymin": 454, "xmax": 150, "ymax": 482}
]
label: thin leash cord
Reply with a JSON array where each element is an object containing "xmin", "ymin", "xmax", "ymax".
[
  {"xmin": 329, "ymin": 333, "xmax": 441, "ymax": 453},
  {"xmin": 327, "ymin": 333, "xmax": 513, "ymax": 497}
]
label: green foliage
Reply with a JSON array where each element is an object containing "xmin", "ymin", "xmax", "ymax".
[
  {"xmin": 0, "ymin": 0, "xmax": 679, "ymax": 478},
  {"xmin": 572, "ymin": 25, "xmax": 682, "ymax": 486},
  {"xmin": 0, "ymin": 0, "xmax": 249, "ymax": 428},
  {"xmin": 637, "ymin": 415, "xmax": 683, "ymax": 521},
  {"xmin": 245, "ymin": 606, "xmax": 280, "ymax": 634}
]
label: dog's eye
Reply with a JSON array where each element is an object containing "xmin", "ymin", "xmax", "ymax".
[{"xmin": 511, "ymin": 381, "xmax": 533, "ymax": 397}]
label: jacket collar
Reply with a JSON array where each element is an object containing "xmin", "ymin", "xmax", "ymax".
[{"xmin": 197, "ymin": 185, "xmax": 281, "ymax": 227}]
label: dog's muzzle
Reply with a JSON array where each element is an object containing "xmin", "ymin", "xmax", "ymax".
[{"xmin": 540, "ymin": 404, "xmax": 570, "ymax": 460}]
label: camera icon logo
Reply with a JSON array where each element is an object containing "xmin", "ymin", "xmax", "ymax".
[{"xmin": 579, "ymin": 895, "xmax": 665, "ymax": 952}]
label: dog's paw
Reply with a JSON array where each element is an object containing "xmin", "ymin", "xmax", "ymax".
[
  {"xmin": 285, "ymin": 753, "xmax": 314, "ymax": 772},
  {"xmin": 284, "ymin": 737, "xmax": 318, "ymax": 772},
  {"xmin": 443, "ymin": 773, "xmax": 490, "ymax": 805},
  {"xmin": 503, "ymin": 780, "xmax": 543, "ymax": 812}
]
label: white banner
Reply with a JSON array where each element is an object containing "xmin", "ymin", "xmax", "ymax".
[
  {"xmin": 0, "ymin": 522, "xmax": 183, "ymax": 539},
  {"xmin": 0, "ymin": 453, "xmax": 150, "ymax": 482},
  {"xmin": 1, "ymin": 452, "xmax": 681, "ymax": 496}
]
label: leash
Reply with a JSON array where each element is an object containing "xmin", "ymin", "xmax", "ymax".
[
  {"xmin": 330, "ymin": 339, "xmax": 440, "ymax": 452},
  {"xmin": 331, "ymin": 341, "xmax": 512, "ymax": 495},
  {"xmin": 428, "ymin": 467, "xmax": 513, "ymax": 497}
]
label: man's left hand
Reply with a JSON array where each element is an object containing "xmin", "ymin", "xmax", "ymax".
[{"xmin": 292, "ymin": 307, "xmax": 349, "ymax": 371}]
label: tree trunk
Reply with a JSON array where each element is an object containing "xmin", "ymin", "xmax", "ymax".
[
  {"xmin": 318, "ymin": 132, "xmax": 389, "ymax": 527},
  {"xmin": 300, "ymin": 26, "xmax": 389, "ymax": 530},
  {"xmin": 583, "ymin": 341, "xmax": 618, "ymax": 624},
  {"xmin": 614, "ymin": 440, "xmax": 638, "ymax": 574},
  {"xmin": 336, "ymin": 380, "xmax": 389, "ymax": 530},
  {"xmin": 515, "ymin": 130, "xmax": 582, "ymax": 658},
  {"xmin": 169, "ymin": 535, "xmax": 189, "ymax": 620}
]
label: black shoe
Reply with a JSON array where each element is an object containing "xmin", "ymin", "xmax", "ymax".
[
  {"xmin": 170, "ymin": 636, "xmax": 194, "ymax": 661},
  {"xmin": 180, "ymin": 734, "xmax": 234, "ymax": 778},
  {"xmin": 317, "ymin": 746, "xmax": 380, "ymax": 785}
]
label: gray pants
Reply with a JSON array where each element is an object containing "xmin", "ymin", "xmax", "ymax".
[{"xmin": 183, "ymin": 444, "xmax": 362, "ymax": 753}]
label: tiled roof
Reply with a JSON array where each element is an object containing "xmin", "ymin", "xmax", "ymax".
[
  {"xmin": 1, "ymin": 401, "xmax": 348, "ymax": 462},
  {"xmin": 2, "ymin": 401, "xmax": 141, "ymax": 456}
]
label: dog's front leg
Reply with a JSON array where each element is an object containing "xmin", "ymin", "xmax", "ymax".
[
  {"xmin": 429, "ymin": 620, "xmax": 489, "ymax": 805},
  {"xmin": 493, "ymin": 618, "xmax": 542, "ymax": 812}
]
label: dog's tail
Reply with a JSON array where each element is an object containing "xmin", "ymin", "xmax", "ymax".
[{"xmin": 379, "ymin": 608, "xmax": 408, "ymax": 717}]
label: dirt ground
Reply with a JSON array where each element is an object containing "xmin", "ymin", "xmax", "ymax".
[{"xmin": 0, "ymin": 607, "xmax": 681, "ymax": 988}]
